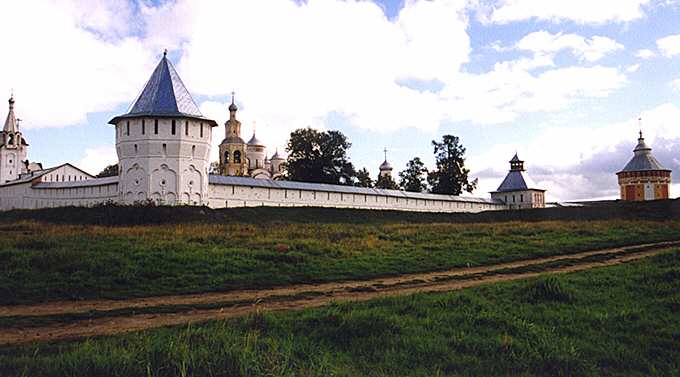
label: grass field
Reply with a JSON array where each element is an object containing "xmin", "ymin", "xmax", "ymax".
[
  {"xmin": 1, "ymin": 248, "xmax": 678, "ymax": 376},
  {"xmin": 2, "ymin": 219, "xmax": 680, "ymax": 305}
]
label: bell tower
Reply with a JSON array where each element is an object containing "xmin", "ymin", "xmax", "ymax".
[
  {"xmin": 218, "ymin": 93, "xmax": 248, "ymax": 175},
  {"xmin": 0, "ymin": 94, "xmax": 28, "ymax": 183}
]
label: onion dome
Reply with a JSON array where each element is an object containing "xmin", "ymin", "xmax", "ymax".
[
  {"xmin": 618, "ymin": 131, "xmax": 669, "ymax": 173},
  {"xmin": 247, "ymin": 132, "xmax": 264, "ymax": 146},
  {"xmin": 271, "ymin": 149, "xmax": 284, "ymax": 160},
  {"xmin": 379, "ymin": 160, "xmax": 393, "ymax": 171},
  {"xmin": 229, "ymin": 92, "xmax": 238, "ymax": 112}
]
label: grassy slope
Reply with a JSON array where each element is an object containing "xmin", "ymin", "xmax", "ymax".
[
  {"xmin": 2, "ymin": 249, "xmax": 679, "ymax": 376},
  {"xmin": 2, "ymin": 219, "xmax": 680, "ymax": 305}
]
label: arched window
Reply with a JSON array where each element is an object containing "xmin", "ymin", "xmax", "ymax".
[
  {"xmin": 234, "ymin": 150, "xmax": 241, "ymax": 163},
  {"xmin": 224, "ymin": 151, "xmax": 230, "ymax": 163}
]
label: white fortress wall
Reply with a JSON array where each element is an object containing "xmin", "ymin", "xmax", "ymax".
[
  {"xmin": 208, "ymin": 175, "xmax": 507, "ymax": 213},
  {"xmin": 0, "ymin": 176, "xmax": 118, "ymax": 210}
]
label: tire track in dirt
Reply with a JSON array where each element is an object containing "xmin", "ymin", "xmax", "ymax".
[{"xmin": 0, "ymin": 240, "xmax": 678, "ymax": 346}]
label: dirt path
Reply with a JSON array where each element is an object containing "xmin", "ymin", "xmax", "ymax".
[{"xmin": 1, "ymin": 240, "xmax": 678, "ymax": 346}]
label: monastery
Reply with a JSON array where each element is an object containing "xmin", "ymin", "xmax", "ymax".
[{"xmin": 16, "ymin": 51, "xmax": 673, "ymax": 212}]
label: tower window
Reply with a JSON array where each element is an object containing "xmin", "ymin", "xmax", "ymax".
[
  {"xmin": 200, "ymin": 123, "xmax": 204, "ymax": 138},
  {"xmin": 134, "ymin": 144, "xmax": 138, "ymax": 154},
  {"xmin": 185, "ymin": 121, "xmax": 189, "ymax": 136},
  {"xmin": 142, "ymin": 120, "xmax": 145, "ymax": 135},
  {"xmin": 520, "ymin": 194, "xmax": 523, "ymax": 202},
  {"xmin": 162, "ymin": 143, "xmax": 167, "ymax": 156},
  {"xmin": 224, "ymin": 151, "xmax": 230, "ymax": 163},
  {"xmin": 234, "ymin": 150, "xmax": 241, "ymax": 163},
  {"xmin": 154, "ymin": 119, "xmax": 158, "ymax": 134},
  {"xmin": 192, "ymin": 145, "xmax": 196, "ymax": 159},
  {"xmin": 171, "ymin": 120, "xmax": 176, "ymax": 135},
  {"xmin": 126, "ymin": 121, "xmax": 130, "ymax": 136}
]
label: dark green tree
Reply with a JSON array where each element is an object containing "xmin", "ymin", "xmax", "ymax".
[
  {"xmin": 355, "ymin": 167, "xmax": 373, "ymax": 188},
  {"xmin": 398, "ymin": 157, "xmax": 428, "ymax": 192},
  {"xmin": 285, "ymin": 127, "xmax": 356, "ymax": 185},
  {"xmin": 376, "ymin": 172, "xmax": 398, "ymax": 190},
  {"xmin": 96, "ymin": 163, "xmax": 119, "ymax": 178},
  {"xmin": 427, "ymin": 135, "xmax": 477, "ymax": 195}
]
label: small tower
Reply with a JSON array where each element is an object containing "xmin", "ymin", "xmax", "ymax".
[
  {"xmin": 218, "ymin": 93, "xmax": 248, "ymax": 176},
  {"xmin": 246, "ymin": 130, "xmax": 267, "ymax": 170},
  {"xmin": 491, "ymin": 153, "xmax": 545, "ymax": 209},
  {"xmin": 270, "ymin": 149, "xmax": 286, "ymax": 178},
  {"xmin": 378, "ymin": 148, "xmax": 393, "ymax": 178},
  {"xmin": 0, "ymin": 94, "xmax": 29, "ymax": 183},
  {"xmin": 617, "ymin": 130, "xmax": 671, "ymax": 201},
  {"xmin": 109, "ymin": 51, "xmax": 217, "ymax": 205}
]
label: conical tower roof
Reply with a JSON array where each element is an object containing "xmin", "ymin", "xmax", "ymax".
[
  {"xmin": 618, "ymin": 131, "xmax": 669, "ymax": 173},
  {"xmin": 109, "ymin": 52, "xmax": 216, "ymax": 125},
  {"xmin": 4, "ymin": 95, "xmax": 17, "ymax": 133}
]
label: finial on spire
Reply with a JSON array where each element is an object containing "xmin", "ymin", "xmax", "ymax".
[
  {"xmin": 163, "ymin": 49, "xmax": 168, "ymax": 58},
  {"xmin": 383, "ymin": 147, "xmax": 388, "ymax": 161},
  {"xmin": 638, "ymin": 117, "xmax": 643, "ymax": 139}
]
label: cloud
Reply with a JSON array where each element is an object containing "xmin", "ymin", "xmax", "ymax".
[
  {"xmin": 481, "ymin": 0, "xmax": 652, "ymax": 24},
  {"xmin": 671, "ymin": 78, "xmax": 680, "ymax": 92},
  {"xmin": 77, "ymin": 146, "xmax": 118, "ymax": 176},
  {"xmin": 516, "ymin": 31, "xmax": 624, "ymax": 62},
  {"xmin": 627, "ymin": 63, "xmax": 641, "ymax": 72},
  {"xmin": 636, "ymin": 49, "xmax": 656, "ymax": 59},
  {"xmin": 657, "ymin": 34, "xmax": 680, "ymax": 57},
  {"xmin": 470, "ymin": 103, "xmax": 680, "ymax": 201},
  {"xmin": 0, "ymin": 0, "xmax": 157, "ymax": 129}
]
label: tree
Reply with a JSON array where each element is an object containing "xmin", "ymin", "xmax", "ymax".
[
  {"xmin": 96, "ymin": 163, "xmax": 119, "ymax": 178},
  {"xmin": 285, "ymin": 127, "xmax": 356, "ymax": 185},
  {"xmin": 375, "ymin": 173, "xmax": 398, "ymax": 190},
  {"xmin": 427, "ymin": 135, "xmax": 477, "ymax": 195},
  {"xmin": 398, "ymin": 157, "xmax": 428, "ymax": 192},
  {"xmin": 355, "ymin": 167, "xmax": 373, "ymax": 188}
]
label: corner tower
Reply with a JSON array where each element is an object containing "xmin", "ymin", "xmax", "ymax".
[
  {"xmin": 0, "ymin": 94, "xmax": 28, "ymax": 183},
  {"xmin": 617, "ymin": 131, "xmax": 671, "ymax": 201},
  {"xmin": 109, "ymin": 51, "xmax": 217, "ymax": 205}
]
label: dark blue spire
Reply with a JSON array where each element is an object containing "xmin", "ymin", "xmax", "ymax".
[{"xmin": 110, "ymin": 52, "xmax": 215, "ymax": 125}]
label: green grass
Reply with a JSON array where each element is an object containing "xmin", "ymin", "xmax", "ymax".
[
  {"xmin": 2, "ymin": 219, "xmax": 680, "ymax": 305},
  {"xmin": 2, "ymin": 249, "xmax": 679, "ymax": 376}
]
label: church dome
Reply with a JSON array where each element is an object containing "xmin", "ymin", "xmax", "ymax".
[
  {"xmin": 229, "ymin": 102, "xmax": 238, "ymax": 112},
  {"xmin": 271, "ymin": 149, "xmax": 284, "ymax": 160},
  {"xmin": 248, "ymin": 133, "xmax": 264, "ymax": 146},
  {"xmin": 379, "ymin": 160, "xmax": 392, "ymax": 171}
]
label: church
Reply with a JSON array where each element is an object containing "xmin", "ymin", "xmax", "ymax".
[{"xmin": 0, "ymin": 52, "xmax": 543, "ymax": 213}]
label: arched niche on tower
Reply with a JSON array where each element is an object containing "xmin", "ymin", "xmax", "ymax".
[{"xmin": 151, "ymin": 164, "xmax": 177, "ymax": 205}]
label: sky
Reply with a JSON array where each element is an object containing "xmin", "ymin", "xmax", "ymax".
[{"xmin": 2, "ymin": 0, "xmax": 680, "ymax": 201}]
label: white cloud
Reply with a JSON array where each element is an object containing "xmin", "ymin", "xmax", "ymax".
[
  {"xmin": 0, "ymin": 0, "xmax": 156, "ymax": 129},
  {"xmin": 483, "ymin": 0, "xmax": 652, "ymax": 24},
  {"xmin": 516, "ymin": 31, "xmax": 624, "ymax": 62},
  {"xmin": 0, "ymin": 0, "xmax": 630, "ymax": 139},
  {"xmin": 636, "ymin": 49, "xmax": 656, "ymax": 59},
  {"xmin": 77, "ymin": 146, "xmax": 117, "ymax": 176},
  {"xmin": 657, "ymin": 34, "xmax": 680, "ymax": 57},
  {"xmin": 671, "ymin": 78, "xmax": 680, "ymax": 92},
  {"xmin": 627, "ymin": 63, "xmax": 641, "ymax": 72}
]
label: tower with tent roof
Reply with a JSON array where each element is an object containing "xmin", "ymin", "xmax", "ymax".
[
  {"xmin": 490, "ymin": 153, "xmax": 545, "ymax": 209},
  {"xmin": 108, "ymin": 51, "xmax": 217, "ymax": 205},
  {"xmin": 616, "ymin": 130, "xmax": 671, "ymax": 201}
]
